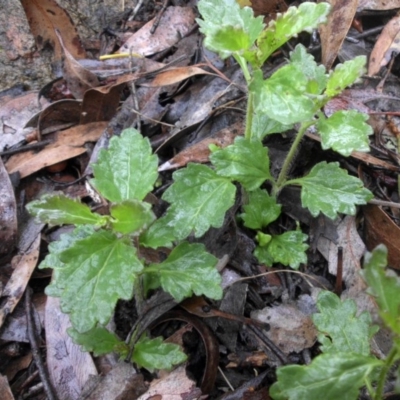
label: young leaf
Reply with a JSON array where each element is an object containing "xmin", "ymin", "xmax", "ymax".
[
  {"xmin": 254, "ymin": 230, "xmax": 308, "ymax": 269},
  {"xmin": 55, "ymin": 230, "xmax": 144, "ymax": 332},
  {"xmin": 132, "ymin": 334, "xmax": 187, "ymax": 372},
  {"xmin": 27, "ymin": 194, "xmax": 107, "ymax": 227},
  {"xmin": 210, "ymin": 136, "xmax": 271, "ymax": 190},
  {"xmin": 40, "ymin": 225, "xmax": 96, "ymax": 297},
  {"xmin": 255, "ymin": 3, "xmax": 331, "ymax": 66},
  {"xmin": 197, "ymin": 0, "xmax": 264, "ymax": 59},
  {"xmin": 110, "ymin": 200, "xmax": 155, "ymax": 235},
  {"xmin": 91, "ymin": 128, "xmax": 158, "ymax": 202},
  {"xmin": 251, "ymin": 66, "xmax": 317, "ymax": 125},
  {"xmin": 325, "ymin": 56, "xmax": 366, "ymax": 98},
  {"xmin": 290, "ymin": 44, "xmax": 327, "ymax": 95},
  {"xmin": 313, "ymin": 291, "xmax": 377, "ymax": 356},
  {"xmin": 159, "ymin": 164, "xmax": 236, "ymax": 239},
  {"xmin": 287, "ymin": 162, "xmax": 373, "ymax": 219},
  {"xmin": 240, "ymin": 189, "xmax": 281, "ymax": 230},
  {"xmin": 317, "ymin": 110, "xmax": 372, "ymax": 156},
  {"xmin": 145, "ymin": 241, "xmax": 222, "ymax": 302},
  {"xmin": 251, "ymin": 110, "xmax": 293, "ymax": 141},
  {"xmin": 140, "ymin": 214, "xmax": 177, "ymax": 249},
  {"xmin": 270, "ymin": 352, "xmax": 383, "ymax": 400},
  {"xmin": 68, "ymin": 326, "xmax": 129, "ymax": 357},
  {"xmin": 362, "ymin": 245, "xmax": 400, "ymax": 335}
]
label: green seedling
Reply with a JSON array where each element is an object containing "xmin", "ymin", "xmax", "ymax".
[
  {"xmin": 27, "ymin": 0, "xmax": 381, "ymax": 381},
  {"xmin": 271, "ymin": 246, "xmax": 400, "ymax": 400},
  {"xmin": 27, "ymin": 129, "xmax": 223, "ymax": 371}
]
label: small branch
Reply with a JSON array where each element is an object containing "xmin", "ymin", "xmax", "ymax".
[{"xmin": 25, "ymin": 288, "xmax": 58, "ymax": 400}]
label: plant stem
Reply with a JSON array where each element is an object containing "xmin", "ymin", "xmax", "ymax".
[
  {"xmin": 245, "ymin": 91, "xmax": 254, "ymax": 141},
  {"xmin": 374, "ymin": 346, "xmax": 399, "ymax": 400},
  {"xmin": 274, "ymin": 121, "xmax": 314, "ymax": 193}
]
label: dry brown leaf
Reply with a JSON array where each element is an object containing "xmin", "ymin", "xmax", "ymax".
[
  {"xmin": 249, "ymin": 0, "xmax": 288, "ymax": 18},
  {"xmin": 20, "ymin": 0, "xmax": 85, "ymax": 61},
  {"xmin": 55, "ymin": 30, "xmax": 99, "ymax": 99},
  {"xmin": 142, "ymin": 66, "xmax": 213, "ymax": 87},
  {"xmin": 0, "ymin": 375, "xmax": 14, "ymax": 400},
  {"xmin": 118, "ymin": 7, "xmax": 195, "ymax": 56},
  {"xmin": 368, "ymin": 15, "xmax": 400, "ymax": 76},
  {"xmin": 319, "ymin": 0, "xmax": 359, "ymax": 70},
  {"xmin": 0, "ymin": 234, "xmax": 40, "ymax": 329},
  {"xmin": 364, "ymin": 204, "xmax": 400, "ymax": 270},
  {"xmin": 0, "ymin": 91, "xmax": 47, "ymax": 151},
  {"xmin": 37, "ymin": 99, "xmax": 81, "ymax": 136},
  {"xmin": 358, "ymin": 0, "xmax": 400, "ymax": 11},
  {"xmin": 136, "ymin": 365, "xmax": 201, "ymax": 400},
  {"xmin": 252, "ymin": 303, "xmax": 317, "ymax": 354},
  {"xmin": 5, "ymin": 121, "xmax": 107, "ymax": 178},
  {"xmin": 80, "ymin": 84, "xmax": 123, "ymax": 124},
  {"xmin": 159, "ymin": 122, "xmax": 243, "ymax": 171},
  {"xmin": 45, "ymin": 296, "xmax": 98, "ymax": 400},
  {"xmin": 0, "ymin": 157, "xmax": 17, "ymax": 256}
]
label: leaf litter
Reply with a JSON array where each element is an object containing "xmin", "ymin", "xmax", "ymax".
[{"xmin": 1, "ymin": 0, "xmax": 400, "ymax": 399}]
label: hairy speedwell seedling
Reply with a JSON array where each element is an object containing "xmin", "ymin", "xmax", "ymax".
[{"xmin": 28, "ymin": 0, "xmax": 384, "ymax": 381}]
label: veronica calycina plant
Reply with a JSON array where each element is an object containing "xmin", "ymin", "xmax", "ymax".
[
  {"xmin": 27, "ymin": 129, "xmax": 223, "ymax": 371},
  {"xmin": 143, "ymin": 0, "xmax": 373, "ymax": 270}
]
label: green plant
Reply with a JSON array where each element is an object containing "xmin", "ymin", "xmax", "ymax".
[
  {"xmin": 270, "ymin": 245, "xmax": 400, "ymax": 400},
  {"xmin": 143, "ymin": 0, "xmax": 373, "ymax": 270},
  {"xmin": 27, "ymin": 129, "xmax": 223, "ymax": 371},
  {"xmin": 27, "ymin": 0, "xmax": 376, "ymax": 379}
]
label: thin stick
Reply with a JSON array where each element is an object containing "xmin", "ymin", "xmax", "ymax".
[
  {"xmin": 334, "ymin": 246, "xmax": 343, "ymax": 296},
  {"xmin": 150, "ymin": 0, "xmax": 169, "ymax": 34},
  {"xmin": 25, "ymin": 288, "xmax": 58, "ymax": 400}
]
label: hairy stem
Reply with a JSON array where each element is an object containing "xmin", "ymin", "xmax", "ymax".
[
  {"xmin": 374, "ymin": 346, "xmax": 399, "ymax": 400},
  {"xmin": 274, "ymin": 121, "xmax": 314, "ymax": 193},
  {"xmin": 245, "ymin": 91, "xmax": 254, "ymax": 140}
]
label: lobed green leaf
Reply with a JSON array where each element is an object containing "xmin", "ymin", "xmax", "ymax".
[
  {"xmin": 254, "ymin": 230, "xmax": 308, "ymax": 269},
  {"xmin": 40, "ymin": 225, "xmax": 96, "ymax": 297},
  {"xmin": 255, "ymin": 2, "xmax": 331, "ymax": 66},
  {"xmin": 287, "ymin": 162, "xmax": 373, "ymax": 219},
  {"xmin": 210, "ymin": 136, "xmax": 271, "ymax": 190},
  {"xmin": 240, "ymin": 189, "xmax": 281, "ymax": 230},
  {"xmin": 290, "ymin": 44, "xmax": 327, "ymax": 95},
  {"xmin": 317, "ymin": 110, "xmax": 372, "ymax": 156},
  {"xmin": 270, "ymin": 352, "xmax": 383, "ymax": 400},
  {"xmin": 26, "ymin": 194, "xmax": 107, "ymax": 227},
  {"xmin": 145, "ymin": 241, "xmax": 222, "ymax": 302},
  {"xmin": 313, "ymin": 291, "xmax": 377, "ymax": 356},
  {"xmin": 155, "ymin": 164, "xmax": 236, "ymax": 241},
  {"xmin": 68, "ymin": 326, "xmax": 129, "ymax": 357},
  {"xmin": 132, "ymin": 335, "xmax": 187, "ymax": 372},
  {"xmin": 110, "ymin": 200, "xmax": 155, "ymax": 235},
  {"xmin": 91, "ymin": 128, "xmax": 158, "ymax": 202},
  {"xmin": 55, "ymin": 230, "xmax": 143, "ymax": 332},
  {"xmin": 197, "ymin": 0, "xmax": 264, "ymax": 59},
  {"xmin": 251, "ymin": 66, "xmax": 317, "ymax": 125},
  {"xmin": 325, "ymin": 56, "xmax": 366, "ymax": 98},
  {"xmin": 362, "ymin": 245, "xmax": 400, "ymax": 335},
  {"xmin": 251, "ymin": 110, "xmax": 293, "ymax": 141}
]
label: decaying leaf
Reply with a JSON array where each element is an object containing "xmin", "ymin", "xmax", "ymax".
[
  {"xmin": 252, "ymin": 302, "xmax": 317, "ymax": 354},
  {"xmin": 0, "ymin": 235, "xmax": 40, "ymax": 329},
  {"xmin": 0, "ymin": 157, "xmax": 17, "ymax": 256},
  {"xmin": 118, "ymin": 7, "xmax": 196, "ymax": 56},
  {"xmin": 158, "ymin": 122, "xmax": 242, "ymax": 171},
  {"xmin": 55, "ymin": 30, "xmax": 99, "ymax": 99},
  {"xmin": 319, "ymin": 0, "xmax": 359, "ymax": 70},
  {"xmin": 45, "ymin": 296, "xmax": 98, "ymax": 400},
  {"xmin": 20, "ymin": 0, "xmax": 85, "ymax": 61},
  {"xmin": 5, "ymin": 122, "xmax": 107, "ymax": 178},
  {"xmin": 364, "ymin": 204, "xmax": 400, "ymax": 270},
  {"xmin": 368, "ymin": 15, "xmax": 400, "ymax": 76},
  {"xmin": 358, "ymin": 0, "xmax": 400, "ymax": 11}
]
